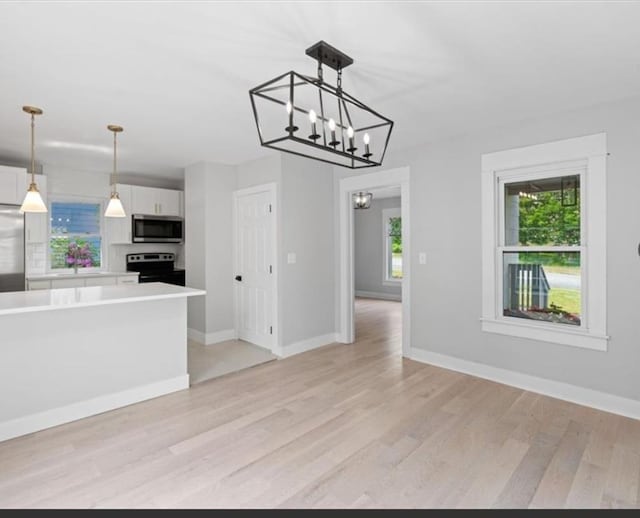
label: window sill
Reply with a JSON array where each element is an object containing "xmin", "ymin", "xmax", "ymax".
[
  {"xmin": 481, "ymin": 318, "xmax": 608, "ymax": 352},
  {"xmin": 383, "ymin": 279, "xmax": 402, "ymax": 286}
]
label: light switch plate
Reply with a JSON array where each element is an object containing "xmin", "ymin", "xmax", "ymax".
[
  {"xmin": 287, "ymin": 252, "xmax": 297, "ymax": 264},
  {"xmin": 419, "ymin": 252, "xmax": 426, "ymax": 265}
]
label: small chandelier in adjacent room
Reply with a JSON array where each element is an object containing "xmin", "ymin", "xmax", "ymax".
[
  {"xmin": 20, "ymin": 106, "xmax": 47, "ymax": 213},
  {"xmin": 249, "ymin": 41, "xmax": 394, "ymax": 169},
  {"xmin": 353, "ymin": 192, "xmax": 373, "ymax": 209},
  {"xmin": 104, "ymin": 124, "xmax": 126, "ymax": 218}
]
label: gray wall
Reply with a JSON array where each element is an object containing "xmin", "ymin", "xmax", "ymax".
[
  {"xmin": 354, "ymin": 196, "xmax": 402, "ymax": 299},
  {"xmin": 188, "ymin": 153, "xmax": 335, "ymax": 349},
  {"xmin": 280, "ymin": 154, "xmax": 335, "ymax": 346},
  {"xmin": 184, "ymin": 163, "xmax": 206, "ymax": 333},
  {"xmin": 184, "ymin": 161, "xmax": 235, "ymax": 337},
  {"xmin": 337, "ymin": 95, "xmax": 640, "ymax": 402}
]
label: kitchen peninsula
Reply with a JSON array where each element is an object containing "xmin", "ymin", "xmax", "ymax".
[{"xmin": 0, "ymin": 282, "xmax": 205, "ymax": 441}]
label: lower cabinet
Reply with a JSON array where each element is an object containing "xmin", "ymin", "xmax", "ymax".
[
  {"xmin": 50, "ymin": 278, "xmax": 85, "ymax": 289},
  {"xmin": 27, "ymin": 274, "xmax": 139, "ymax": 290},
  {"xmin": 116, "ymin": 276, "xmax": 138, "ymax": 285},
  {"xmin": 27, "ymin": 280, "xmax": 53, "ymax": 291}
]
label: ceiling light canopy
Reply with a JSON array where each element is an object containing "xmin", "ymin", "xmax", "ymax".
[
  {"xmin": 20, "ymin": 106, "xmax": 47, "ymax": 213},
  {"xmin": 249, "ymin": 41, "xmax": 394, "ymax": 169},
  {"xmin": 104, "ymin": 124, "xmax": 126, "ymax": 218},
  {"xmin": 353, "ymin": 191, "xmax": 373, "ymax": 209}
]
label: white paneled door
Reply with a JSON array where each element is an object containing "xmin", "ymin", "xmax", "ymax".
[{"xmin": 234, "ymin": 185, "xmax": 276, "ymax": 350}]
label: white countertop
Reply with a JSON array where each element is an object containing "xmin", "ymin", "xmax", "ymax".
[
  {"xmin": 0, "ymin": 282, "xmax": 205, "ymax": 316},
  {"xmin": 26, "ymin": 271, "xmax": 140, "ymax": 281}
]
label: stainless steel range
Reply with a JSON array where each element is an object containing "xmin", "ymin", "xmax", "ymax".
[{"xmin": 126, "ymin": 253, "xmax": 185, "ymax": 286}]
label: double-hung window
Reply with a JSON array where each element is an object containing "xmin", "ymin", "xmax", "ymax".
[
  {"xmin": 50, "ymin": 200, "xmax": 103, "ymax": 270},
  {"xmin": 383, "ymin": 207, "xmax": 402, "ymax": 283},
  {"xmin": 481, "ymin": 134, "xmax": 607, "ymax": 351}
]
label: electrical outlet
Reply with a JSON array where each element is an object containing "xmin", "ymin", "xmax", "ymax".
[
  {"xmin": 419, "ymin": 252, "xmax": 426, "ymax": 265},
  {"xmin": 287, "ymin": 252, "xmax": 297, "ymax": 264}
]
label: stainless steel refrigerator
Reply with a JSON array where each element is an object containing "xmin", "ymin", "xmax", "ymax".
[{"xmin": 0, "ymin": 204, "xmax": 25, "ymax": 292}]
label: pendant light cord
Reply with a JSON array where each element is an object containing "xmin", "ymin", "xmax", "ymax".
[
  {"xmin": 30, "ymin": 113, "xmax": 35, "ymax": 185},
  {"xmin": 112, "ymin": 130, "xmax": 117, "ymax": 195}
]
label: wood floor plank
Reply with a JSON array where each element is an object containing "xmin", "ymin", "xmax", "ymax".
[{"xmin": 0, "ymin": 297, "xmax": 639, "ymax": 509}]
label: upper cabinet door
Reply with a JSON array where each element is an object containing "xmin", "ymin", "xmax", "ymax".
[
  {"xmin": 156, "ymin": 188, "xmax": 181, "ymax": 216},
  {"xmin": 130, "ymin": 185, "xmax": 159, "ymax": 215},
  {"xmin": 130, "ymin": 185, "xmax": 182, "ymax": 216},
  {"xmin": 0, "ymin": 165, "xmax": 27, "ymax": 205}
]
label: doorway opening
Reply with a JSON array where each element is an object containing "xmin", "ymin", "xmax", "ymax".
[
  {"xmin": 353, "ymin": 185, "xmax": 403, "ymax": 353},
  {"xmin": 187, "ymin": 182, "xmax": 279, "ymax": 385},
  {"xmin": 338, "ymin": 167, "xmax": 410, "ymax": 357}
]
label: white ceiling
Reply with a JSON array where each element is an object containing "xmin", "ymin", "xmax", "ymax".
[
  {"xmin": 2, "ymin": 1, "xmax": 640, "ymax": 179},
  {"xmin": 369, "ymin": 185, "xmax": 401, "ymax": 200}
]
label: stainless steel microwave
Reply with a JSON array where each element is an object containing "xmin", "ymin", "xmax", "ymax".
[{"xmin": 132, "ymin": 214, "xmax": 184, "ymax": 243}]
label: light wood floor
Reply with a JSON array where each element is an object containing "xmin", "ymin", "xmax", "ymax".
[{"xmin": 1, "ymin": 297, "xmax": 639, "ymax": 509}]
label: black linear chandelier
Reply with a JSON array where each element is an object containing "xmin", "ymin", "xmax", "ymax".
[{"xmin": 249, "ymin": 41, "xmax": 394, "ymax": 169}]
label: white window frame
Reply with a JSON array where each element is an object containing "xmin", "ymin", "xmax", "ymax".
[
  {"xmin": 382, "ymin": 207, "xmax": 402, "ymax": 285},
  {"xmin": 481, "ymin": 133, "xmax": 608, "ymax": 351},
  {"xmin": 48, "ymin": 195, "xmax": 106, "ymax": 273}
]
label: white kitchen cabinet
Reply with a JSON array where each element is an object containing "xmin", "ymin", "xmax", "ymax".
[
  {"xmin": 24, "ymin": 175, "xmax": 48, "ymax": 243},
  {"xmin": 0, "ymin": 165, "xmax": 27, "ymax": 205},
  {"xmin": 51, "ymin": 278, "xmax": 86, "ymax": 289},
  {"xmin": 27, "ymin": 273, "xmax": 139, "ymax": 290},
  {"xmin": 105, "ymin": 184, "xmax": 132, "ymax": 244},
  {"xmin": 90, "ymin": 277, "xmax": 117, "ymax": 287},
  {"xmin": 0, "ymin": 166, "xmax": 47, "ymax": 243},
  {"xmin": 116, "ymin": 275, "xmax": 138, "ymax": 285},
  {"xmin": 130, "ymin": 185, "xmax": 182, "ymax": 216},
  {"xmin": 27, "ymin": 280, "xmax": 51, "ymax": 291},
  {"xmin": 155, "ymin": 187, "xmax": 181, "ymax": 216}
]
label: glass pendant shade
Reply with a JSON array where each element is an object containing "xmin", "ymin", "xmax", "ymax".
[
  {"xmin": 104, "ymin": 193, "xmax": 126, "ymax": 218},
  {"xmin": 20, "ymin": 183, "xmax": 47, "ymax": 213}
]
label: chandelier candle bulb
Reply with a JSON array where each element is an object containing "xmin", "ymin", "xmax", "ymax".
[
  {"xmin": 363, "ymin": 133, "xmax": 372, "ymax": 158},
  {"xmin": 308, "ymin": 109, "xmax": 320, "ymax": 141},
  {"xmin": 328, "ymin": 118, "xmax": 339, "ymax": 147},
  {"xmin": 347, "ymin": 126, "xmax": 357, "ymax": 153},
  {"xmin": 284, "ymin": 100, "xmax": 298, "ymax": 133}
]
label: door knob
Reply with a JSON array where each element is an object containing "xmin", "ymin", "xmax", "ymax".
[{"xmin": 235, "ymin": 275, "xmax": 242, "ymax": 282}]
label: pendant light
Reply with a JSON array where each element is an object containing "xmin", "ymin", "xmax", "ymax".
[
  {"xmin": 19, "ymin": 106, "xmax": 47, "ymax": 213},
  {"xmin": 353, "ymin": 191, "xmax": 373, "ymax": 209},
  {"xmin": 104, "ymin": 124, "xmax": 126, "ymax": 218},
  {"xmin": 249, "ymin": 41, "xmax": 394, "ymax": 169}
]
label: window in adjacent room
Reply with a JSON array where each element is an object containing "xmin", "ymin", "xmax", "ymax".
[
  {"xmin": 50, "ymin": 200, "xmax": 103, "ymax": 270},
  {"xmin": 481, "ymin": 134, "xmax": 607, "ymax": 351},
  {"xmin": 383, "ymin": 207, "xmax": 402, "ymax": 282}
]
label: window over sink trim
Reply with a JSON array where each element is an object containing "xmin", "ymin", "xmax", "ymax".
[{"xmin": 481, "ymin": 134, "xmax": 608, "ymax": 351}]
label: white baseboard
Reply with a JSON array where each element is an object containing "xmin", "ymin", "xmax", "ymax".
[
  {"xmin": 0, "ymin": 375, "xmax": 189, "ymax": 443},
  {"xmin": 275, "ymin": 333, "xmax": 337, "ymax": 359},
  {"xmin": 355, "ymin": 290, "xmax": 402, "ymax": 302},
  {"xmin": 409, "ymin": 348, "xmax": 640, "ymax": 421},
  {"xmin": 188, "ymin": 328, "xmax": 236, "ymax": 346}
]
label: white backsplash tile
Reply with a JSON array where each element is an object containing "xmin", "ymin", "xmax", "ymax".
[{"xmin": 25, "ymin": 243, "xmax": 47, "ymax": 274}]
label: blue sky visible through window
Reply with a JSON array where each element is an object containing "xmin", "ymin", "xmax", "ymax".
[{"xmin": 50, "ymin": 202, "xmax": 102, "ymax": 269}]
